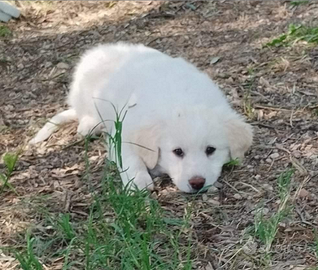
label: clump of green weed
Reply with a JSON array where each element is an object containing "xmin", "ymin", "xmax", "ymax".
[
  {"xmin": 290, "ymin": 0, "xmax": 309, "ymax": 7},
  {"xmin": 242, "ymin": 76, "xmax": 255, "ymax": 119},
  {"xmin": 79, "ymin": 175, "xmax": 193, "ymax": 270},
  {"xmin": 254, "ymin": 169, "xmax": 294, "ymax": 254},
  {"xmin": 0, "ymin": 25, "xmax": 11, "ymax": 37},
  {"xmin": 313, "ymin": 230, "xmax": 318, "ymax": 260},
  {"xmin": 13, "ymin": 104, "xmax": 194, "ymax": 269},
  {"xmin": 56, "ymin": 213, "xmax": 76, "ymax": 241},
  {"xmin": 0, "ymin": 151, "xmax": 20, "ymax": 194},
  {"xmin": 265, "ymin": 24, "xmax": 318, "ymax": 47},
  {"xmin": 15, "ymin": 234, "xmax": 44, "ymax": 270},
  {"xmin": 224, "ymin": 158, "xmax": 240, "ymax": 169}
]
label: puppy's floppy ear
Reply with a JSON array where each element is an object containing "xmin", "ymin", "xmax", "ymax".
[
  {"xmin": 130, "ymin": 124, "xmax": 161, "ymax": 169},
  {"xmin": 224, "ymin": 113, "xmax": 253, "ymax": 161}
]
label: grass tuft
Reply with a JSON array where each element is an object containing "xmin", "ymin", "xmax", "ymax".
[
  {"xmin": 254, "ymin": 169, "xmax": 294, "ymax": 254},
  {"xmin": 224, "ymin": 158, "xmax": 240, "ymax": 168},
  {"xmin": 0, "ymin": 151, "xmax": 20, "ymax": 194},
  {"xmin": 290, "ymin": 0, "xmax": 309, "ymax": 7},
  {"xmin": 314, "ymin": 230, "xmax": 318, "ymax": 260},
  {"xmin": 12, "ymin": 105, "xmax": 194, "ymax": 269},
  {"xmin": 15, "ymin": 234, "xmax": 43, "ymax": 270},
  {"xmin": 56, "ymin": 214, "xmax": 76, "ymax": 241},
  {"xmin": 266, "ymin": 24, "xmax": 318, "ymax": 47},
  {"xmin": 0, "ymin": 25, "xmax": 11, "ymax": 37}
]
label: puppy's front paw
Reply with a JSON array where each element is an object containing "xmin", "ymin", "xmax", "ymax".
[
  {"xmin": 77, "ymin": 116, "xmax": 101, "ymax": 137},
  {"xmin": 130, "ymin": 171, "xmax": 154, "ymax": 191}
]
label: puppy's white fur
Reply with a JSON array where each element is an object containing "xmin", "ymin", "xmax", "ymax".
[{"xmin": 30, "ymin": 42, "xmax": 253, "ymax": 193}]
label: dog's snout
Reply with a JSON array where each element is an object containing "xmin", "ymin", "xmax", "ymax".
[{"xmin": 189, "ymin": 176, "xmax": 206, "ymax": 190}]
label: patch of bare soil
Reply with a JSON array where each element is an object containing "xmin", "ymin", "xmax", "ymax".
[{"xmin": 1, "ymin": 1, "xmax": 318, "ymax": 269}]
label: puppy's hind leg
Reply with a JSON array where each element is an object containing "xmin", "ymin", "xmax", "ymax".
[{"xmin": 29, "ymin": 109, "xmax": 77, "ymax": 144}]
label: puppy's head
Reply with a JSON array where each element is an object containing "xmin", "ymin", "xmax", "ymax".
[{"xmin": 132, "ymin": 107, "xmax": 253, "ymax": 193}]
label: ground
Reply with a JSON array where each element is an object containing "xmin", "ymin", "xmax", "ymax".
[{"xmin": 0, "ymin": 1, "xmax": 318, "ymax": 270}]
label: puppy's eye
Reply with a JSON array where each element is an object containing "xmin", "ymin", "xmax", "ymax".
[
  {"xmin": 173, "ymin": 148, "xmax": 184, "ymax": 157},
  {"xmin": 206, "ymin": 146, "xmax": 216, "ymax": 156}
]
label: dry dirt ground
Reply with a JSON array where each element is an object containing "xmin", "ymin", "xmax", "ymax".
[{"xmin": 1, "ymin": 1, "xmax": 318, "ymax": 269}]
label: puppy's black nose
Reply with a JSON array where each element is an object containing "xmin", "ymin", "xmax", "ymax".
[{"xmin": 189, "ymin": 177, "xmax": 206, "ymax": 190}]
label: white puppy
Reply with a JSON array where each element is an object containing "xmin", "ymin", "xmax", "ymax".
[{"xmin": 30, "ymin": 42, "xmax": 253, "ymax": 193}]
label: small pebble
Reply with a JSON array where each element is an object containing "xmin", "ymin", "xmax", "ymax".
[
  {"xmin": 298, "ymin": 188, "xmax": 310, "ymax": 198},
  {"xmin": 214, "ymin": 181, "xmax": 223, "ymax": 188},
  {"xmin": 270, "ymin": 153, "xmax": 280, "ymax": 159},
  {"xmin": 56, "ymin": 62, "xmax": 70, "ymax": 69},
  {"xmin": 262, "ymin": 208, "xmax": 270, "ymax": 215},
  {"xmin": 150, "ymin": 192, "xmax": 158, "ymax": 200},
  {"xmin": 44, "ymin": 61, "xmax": 52, "ymax": 68},
  {"xmin": 293, "ymin": 150, "xmax": 301, "ymax": 158},
  {"xmin": 234, "ymin": 193, "xmax": 242, "ymax": 200},
  {"xmin": 266, "ymin": 158, "xmax": 272, "ymax": 163},
  {"xmin": 161, "ymin": 190, "xmax": 168, "ymax": 196},
  {"xmin": 252, "ymin": 207, "xmax": 269, "ymax": 215},
  {"xmin": 208, "ymin": 199, "xmax": 220, "ymax": 206},
  {"xmin": 242, "ymin": 238, "xmax": 257, "ymax": 255},
  {"xmin": 207, "ymin": 186, "xmax": 218, "ymax": 193},
  {"xmin": 254, "ymin": 174, "xmax": 261, "ymax": 180},
  {"xmin": 17, "ymin": 120, "xmax": 26, "ymax": 125},
  {"xmin": 4, "ymin": 104, "xmax": 14, "ymax": 110},
  {"xmin": 262, "ymin": 183, "xmax": 273, "ymax": 191},
  {"xmin": 202, "ymin": 194, "xmax": 208, "ymax": 201}
]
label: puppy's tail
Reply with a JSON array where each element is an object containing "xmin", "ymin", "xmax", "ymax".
[{"xmin": 29, "ymin": 109, "xmax": 77, "ymax": 144}]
